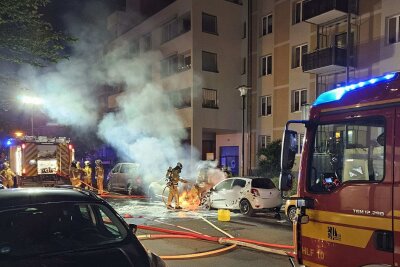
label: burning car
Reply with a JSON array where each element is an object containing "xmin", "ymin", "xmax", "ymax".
[{"xmin": 201, "ymin": 177, "xmax": 283, "ymax": 217}]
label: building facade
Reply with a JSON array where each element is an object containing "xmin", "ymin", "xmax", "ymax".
[{"xmin": 105, "ymin": 0, "xmax": 400, "ymax": 175}]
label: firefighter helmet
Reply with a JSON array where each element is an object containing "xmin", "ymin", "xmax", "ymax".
[
  {"xmin": 176, "ymin": 162, "xmax": 183, "ymax": 169},
  {"xmin": 95, "ymin": 159, "xmax": 102, "ymax": 166},
  {"xmin": 84, "ymin": 160, "xmax": 90, "ymax": 166},
  {"xmin": 2, "ymin": 161, "xmax": 9, "ymax": 168}
]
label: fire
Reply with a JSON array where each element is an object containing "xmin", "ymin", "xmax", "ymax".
[{"xmin": 179, "ymin": 185, "xmax": 200, "ymax": 210}]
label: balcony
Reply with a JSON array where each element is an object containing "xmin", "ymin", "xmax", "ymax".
[
  {"xmin": 303, "ymin": 0, "xmax": 358, "ymax": 25},
  {"xmin": 302, "ymin": 46, "xmax": 353, "ymax": 74}
]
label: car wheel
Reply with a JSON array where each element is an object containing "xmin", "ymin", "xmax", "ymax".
[
  {"xmin": 107, "ymin": 182, "xmax": 113, "ymax": 192},
  {"xmin": 239, "ymin": 199, "xmax": 254, "ymax": 216},
  {"xmin": 287, "ymin": 206, "xmax": 297, "ymax": 223}
]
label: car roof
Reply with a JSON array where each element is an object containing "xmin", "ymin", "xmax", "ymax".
[{"xmin": 0, "ymin": 188, "xmax": 102, "ymax": 210}]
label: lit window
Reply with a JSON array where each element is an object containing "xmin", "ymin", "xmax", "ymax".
[
  {"xmin": 261, "ymin": 14, "xmax": 273, "ymax": 36},
  {"xmin": 260, "ymin": 96, "xmax": 272, "ymax": 116},
  {"xmin": 260, "ymin": 55, "xmax": 272, "ymax": 76},
  {"xmin": 292, "ymin": 44, "xmax": 308, "ymax": 68},
  {"xmin": 178, "ymin": 52, "xmax": 191, "ymax": 71},
  {"xmin": 388, "ymin": 15, "xmax": 400, "ymax": 44},
  {"xmin": 291, "ymin": 89, "xmax": 307, "ymax": 112}
]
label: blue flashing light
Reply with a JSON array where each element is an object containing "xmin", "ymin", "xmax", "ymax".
[
  {"xmin": 313, "ymin": 72, "xmax": 398, "ymax": 106},
  {"xmin": 6, "ymin": 140, "xmax": 12, "ymax": 146}
]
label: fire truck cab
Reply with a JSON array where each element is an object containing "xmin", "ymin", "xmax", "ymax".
[
  {"xmin": 280, "ymin": 72, "xmax": 400, "ymax": 266},
  {"xmin": 9, "ymin": 136, "xmax": 74, "ymax": 187}
]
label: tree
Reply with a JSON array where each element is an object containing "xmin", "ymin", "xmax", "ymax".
[
  {"xmin": 257, "ymin": 139, "xmax": 282, "ymax": 178},
  {"xmin": 0, "ymin": 0, "xmax": 74, "ymax": 67}
]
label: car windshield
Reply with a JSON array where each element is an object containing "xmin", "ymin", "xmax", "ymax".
[
  {"xmin": 0, "ymin": 202, "xmax": 128, "ymax": 257},
  {"xmin": 120, "ymin": 164, "xmax": 139, "ymax": 174},
  {"xmin": 251, "ymin": 178, "xmax": 276, "ymax": 189}
]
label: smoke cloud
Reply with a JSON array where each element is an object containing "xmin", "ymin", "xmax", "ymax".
[{"xmin": 15, "ymin": 1, "xmax": 227, "ymax": 186}]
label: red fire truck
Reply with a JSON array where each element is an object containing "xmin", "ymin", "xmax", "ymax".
[
  {"xmin": 8, "ymin": 136, "xmax": 74, "ymax": 186},
  {"xmin": 280, "ymin": 72, "xmax": 400, "ymax": 266}
]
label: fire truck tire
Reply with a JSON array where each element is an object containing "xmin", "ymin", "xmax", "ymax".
[
  {"xmin": 239, "ymin": 199, "xmax": 254, "ymax": 216},
  {"xmin": 287, "ymin": 206, "xmax": 296, "ymax": 223}
]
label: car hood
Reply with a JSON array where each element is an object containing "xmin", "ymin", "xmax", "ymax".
[{"xmin": 1, "ymin": 246, "xmax": 157, "ymax": 267}]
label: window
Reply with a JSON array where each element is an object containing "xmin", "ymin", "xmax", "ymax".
[
  {"xmin": 161, "ymin": 54, "xmax": 178, "ymax": 77},
  {"xmin": 161, "ymin": 13, "xmax": 191, "ymax": 43},
  {"xmin": 388, "ymin": 15, "xmax": 400, "ymax": 44},
  {"xmin": 178, "ymin": 52, "xmax": 191, "ymax": 71},
  {"xmin": 242, "ymin": 58, "xmax": 246, "ymax": 74},
  {"xmin": 251, "ymin": 178, "xmax": 276, "ymax": 189},
  {"xmin": 202, "ymin": 88, "xmax": 218, "ymax": 108},
  {"xmin": 292, "ymin": 44, "xmax": 308, "ymax": 68},
  {"xmin": 259, "ymin": 135, "xmax": 271, "ymax": 149},
  {"xmin": 142, "ymin": 33, "xmax": 151, "ymax": 52},
  {"xmin": 292, "ymin": 0, "xmax": 303, "ymax": 24},
  {"xmin": 162, "ymin": 19, "xmax": 178, "ymax": 43},
  {"xmin": 260, "ymin": 95, "xmax": 272, "ymax": 116},
  {"xmin": 291, "ymin": 89, "xmax": 307, "ymax": 112},
  {"xmin": 308, "ymin": 119, "xmax": 385, "ymax": 193},
  {"xmin": 262, "ymin": 14, "xmax": 273, "ymax": 36},
  {"xmin": 170, "ymin": 88, "xmax": 191, "ymax": 109},
  {"xmin": 260, "ymin": 55, "xmax": 272, "ymax": 76},
  {"xmin": 215, "ymin": 179, "xmax": 233, "ymax": 191},
  {"xmin": 232, "ymin": 179, "xmax": 246, "ymax": 188},
  {"xmin": 202, "ymin": 12, "xmax": 218, "ymax": 34},
  {"xmin": 202, "ymin": 51, "xmax": 218, "ymax": 72}
]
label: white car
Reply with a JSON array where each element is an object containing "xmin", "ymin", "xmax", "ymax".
[{"xmin": 203, "ymin": 177, "xmax": 283, "ymax": 216}]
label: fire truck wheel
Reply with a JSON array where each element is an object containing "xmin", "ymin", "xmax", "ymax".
[
  {"xmin": 239, "ymin": 199, "xmax": 254, "ymax": 216},
  {"xmin": 287, "ymin": 206, "xmax": 296, "ymax": 223}
]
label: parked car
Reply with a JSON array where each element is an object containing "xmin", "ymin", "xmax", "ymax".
[
  {"xmin": 0, "ymin": 187, "xmax": 165, "ymax": 267},
  {"xmin": 202, "ymin": 177, "xmax": 283, "ymax": 217},
  {"xmin": 107, "ymin": 163, "xmax": 144, "ymax": 195},
  {"xmin": 284, "ymin": 197, "xmax": 297, "ymax": 223}
]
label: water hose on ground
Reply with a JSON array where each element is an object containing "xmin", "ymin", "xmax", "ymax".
[{"xmin": 137, "ymin": 224, "xmax": 293, "ymax": 258}]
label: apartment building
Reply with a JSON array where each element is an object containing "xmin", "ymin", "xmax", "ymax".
[
  {"xmin": 104, "ymin": 0, "xmax": 400, "ymax": 175},
  {"xmin": 254, "ymin": 0, "xmax": 400, "ymax": 169},
  {"xmin": 105, "ymin": 0, "xmax": 248, "ymax": 176}
]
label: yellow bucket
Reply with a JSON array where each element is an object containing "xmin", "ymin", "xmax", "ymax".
[{"xmin": 217, "ymin": 209, "xmax": 231, "ymax": 222}]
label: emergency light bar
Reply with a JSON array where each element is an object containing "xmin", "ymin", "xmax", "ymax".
[{"xmin": 313, "ymin": 72, "xmax": 399, "ymax": 106}]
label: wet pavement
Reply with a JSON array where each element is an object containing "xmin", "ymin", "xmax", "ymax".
[{"xmin": 107, "ymin": 198, "xmax": 295, "ymax": 267}]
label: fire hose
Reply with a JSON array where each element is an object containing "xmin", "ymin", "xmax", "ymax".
[{"xmin": 136, "ymin": 222, "xmax": 294, "ymax": 259}]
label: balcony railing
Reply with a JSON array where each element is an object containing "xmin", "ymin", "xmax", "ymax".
[
  {"xmin": 303, "ymin": 0, "xmax": 358, "ymax": 25},
  {"xmin": 302, "ymin": 46, "xmax": 354, "ymax": 74}
]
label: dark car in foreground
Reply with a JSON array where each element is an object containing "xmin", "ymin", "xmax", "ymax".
[{"xmin": 0, "ymin": 187, "xmax": 165, "ymax": 267}]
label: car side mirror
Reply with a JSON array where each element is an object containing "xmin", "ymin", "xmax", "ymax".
[
  {"xmin": 281, "ymin": 130, "xmax": 298, "ymax": 170},
  {"xmin": 129, "ymin": 224, "xmax": 137, "ymax": 234}
]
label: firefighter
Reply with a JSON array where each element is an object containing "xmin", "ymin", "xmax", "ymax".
[
  {"xmin": 0, "ymin": 162, "xmax": 15, "ymax": 188},
  {"xmin": 222, "ymin": 166, "xmax": 233, "ymax": 178},
  {"xmin": 69, "ymin": 161, "xmax": 82, "ymax": 187},
  {"xmin": 95, "ymin": 159, "xmax": 104, "ymax": 195},
  {"xmin": 83, "ymin": 160, "xmax": 92, "ymax": 190},
  {"xmin": 166, "ymin": 162, "xmax": 188, "ymax": 209}
]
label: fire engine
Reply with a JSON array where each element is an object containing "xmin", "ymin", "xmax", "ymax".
[
  {"xmin": 279, "ymin": 72, "xmax": 400, "ymax": 266},
  {"xmin": 8, "ymin": 136, "xmax": 75, "ymax": 186}
]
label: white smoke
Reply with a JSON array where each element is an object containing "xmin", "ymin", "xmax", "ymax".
[{"xmin": 15, "ymin": 1, "xmax": 226, "ymax": 187}]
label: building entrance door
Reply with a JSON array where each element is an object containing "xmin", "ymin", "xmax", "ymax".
[{"xmin": 220, "ymin": 146, "xmax": 239, "ymax": 176}]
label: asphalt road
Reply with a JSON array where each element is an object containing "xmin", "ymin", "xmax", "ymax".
[{"xmin": 107, "ymin": 198, "xmax": 294, "ymax": 267}]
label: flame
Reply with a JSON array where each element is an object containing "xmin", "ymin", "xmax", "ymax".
[{"xmin": 179, "ymin": 186, "xmax": 200, "ymax": 210}]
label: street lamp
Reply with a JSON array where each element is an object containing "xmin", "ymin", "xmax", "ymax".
[
  {"xmin": 19, "ymin": 95, "xmax": 44, "ymax": 136},
  {"xmin": 238, "ymin": 85, "xmax": 251, "ymax": 177}
]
